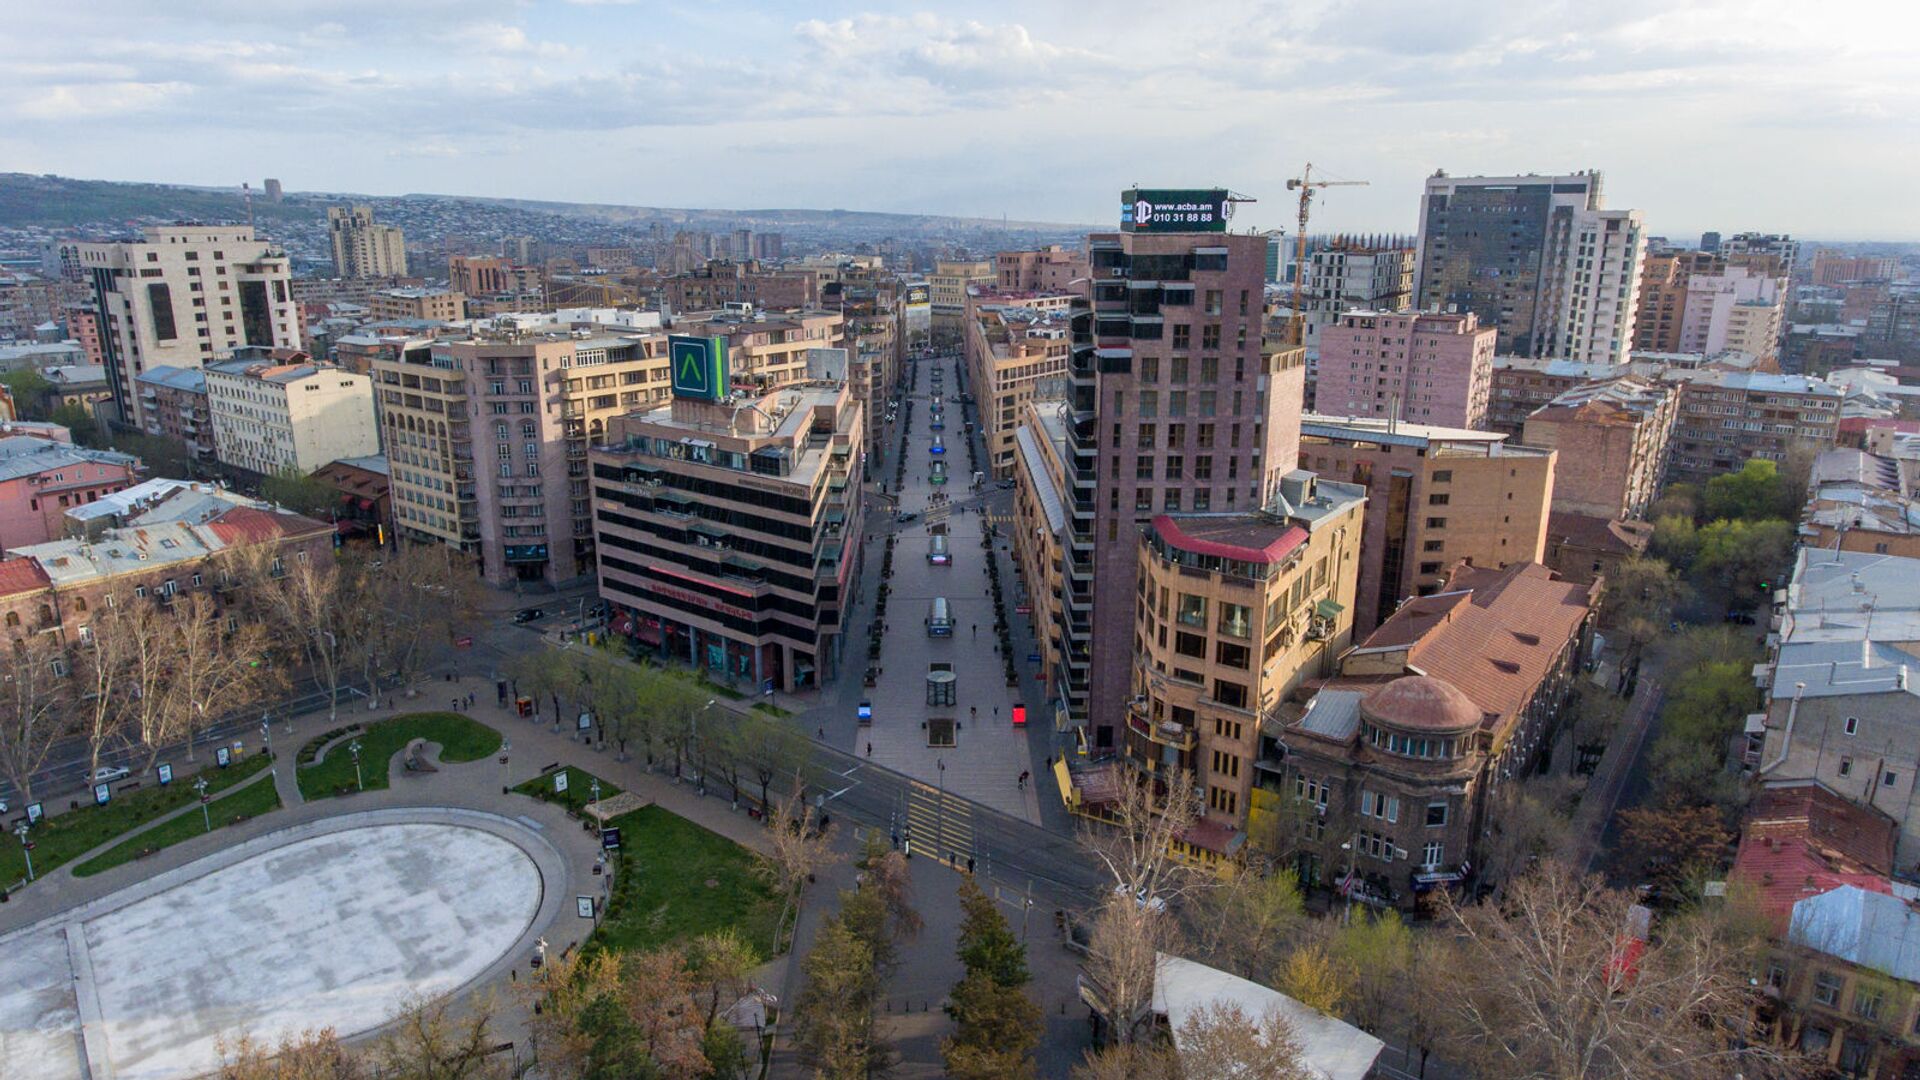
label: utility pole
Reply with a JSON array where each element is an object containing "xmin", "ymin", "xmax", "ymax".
[{"xmin": 1286, "ymin": 164, "xmax": 1369, "ymax": 346}]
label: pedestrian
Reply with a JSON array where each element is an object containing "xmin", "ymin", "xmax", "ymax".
[
  {"xmin": 451, "ymin": 697, "xmax": 459, "ymax": 711},
  {"xmin": 993, "ymin": 705, "xmax": 999, "ymax": 717},
  {"xmin": 970, "ymin": 705, "xmax": 977, "ymax": 719},
  {"xmin": 817, "ymin": 727, "xmax": 825, "ymax": 739},
  {"xmin": 866, "ymin": 742, "xmax": 873, "ymax": 758}
]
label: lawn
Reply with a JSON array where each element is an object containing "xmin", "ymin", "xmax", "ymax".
[
  {"xmin": 514, "ymin": 766, "xmax": 621, "ymax": 815},
  {"xmin": 0, "ymin": 754, "xmax": 270, "ymax": 888},
  {"xmin": 751, "ymin": 701, "xmax": 794, "ymax": 719},
  {"xmin": 72, "ymin": 771, "xmax": 284, "ymax": 878},
  {"xmin": 591, "ymin": 806, "xmax": 782, "ymax": 962},
  {"xmin": 297, "ymin": 712, "xmax": 502, "ymax": 799}
]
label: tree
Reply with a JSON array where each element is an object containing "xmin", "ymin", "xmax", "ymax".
[
  {"xmin": 170, "ymin": 592, "xmax": 278, "ymax": 762},
  {"xmin": 261, "ymin": 466, "xmax": 338, "ymax": 517},
  {"xmin": 1080, "ymin": 768, "xmax": 1201, "ymax": 1046},
  {"xmin": 619, "ymin": 948, "xmax": 713, "ymax": 1078},
  {"xmin": 942, "ymin": 971, "xmax": 1042, "ymax": 1080},
  {"xmin": 361, "ymin": 545, "xmax": 480, "ymax": 693},
  {"xmin": 1473, "ymin": 773, "xmax": 1581, "ymax": 894},
  {"xmin": 1693, "ymin": 518, "xmax": 1795, "ymax": 609},
  {"xmin": 746, "ymin": 714, "xmax": 811, "ymax": 811},
  {"xmin": 1275, "ymin": 941, "xmax": 1350, "ymax": 1016},
  {"xmin": 1173, "ymin": 999, "xmax": 1312, "ymax": 1080},
  {"xmin": 1648, "ymin": 514, "xmax": 1699, "ymax": 569},
  {"xmin": 110, "ymin": 432, "xmax": 197, "ymax": 479},
  {"xmin": 1600, "ymin": 557, "xmax": 1685, "ymax": 653},
  {"xmin": 49, "ymin": 402, "xmax": 99, "ymax": 445},
  {"xmin": 842, "ymin": 848, "xmax": 921, "ymax": 979},
  {"xmin": 1430, "ymin": 863, "xmax": 1799, "ymax": 1080},
  {"xmin": 955, "ymin": 876, "xmax": 1030, "ymax": 988},
  {"xmin": 0, "ymin": 635, "xmax": 74, "ymax": 804},
  {"xmin": 362, "ymin": 993, "xmax": 511, "ymax": 1079},
  {"xmin": 754, "ymin": 777, "xmax": 835, "ymax": 955},
  {"xmin": 216, "ymin": 1028, "xmax": 361, "ymax": 1079},
  {"xmin": 1646, "ymin": 483, "xmax": 1699, "ymax": 524},
  {"xmin": 233, "ymin": 545, "xmax": 359, "ymax": 724},
  {"xmin": 1332, "ymin": 909, "xmax": 1413, "ymax": 1034},
  {"xmin": 72, "ymin": 589, "xmax": 141, "ymax": 777},
  {"xmin": 792, "ymin": 919, "xmax": 881, "ymax": 1079},
  {"xmin": 0, "ymin": 368, "xmax": 52, "ymax": 418},
  {"xmin": 1703, "ymin": 459, "xmax": 1794, "ymax": 523},
  {"xmin": 1614, "ymin": 800, "xmax": 1732, "ymax": 900},
  {"xmin": 687, "ymin": 929, "xmax": 758, "ymax": 1029},
  {"xmin": 1185, "ymin": 867, "xmax": 1305, "ymax": 981},
  {"xmin": 577, "ymin": 653, "xmax": 648, "ymax": 761},
  {"xmin": 1070, "ymin": 1043, "xmax": 1179, "ymax": 1080}
]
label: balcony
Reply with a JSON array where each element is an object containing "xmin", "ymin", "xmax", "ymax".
[{"xmin": 1127, "ymin": 703, "xmax": 1196, "ymax": 752}]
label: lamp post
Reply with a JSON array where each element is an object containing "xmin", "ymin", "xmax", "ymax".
[
  {"xmin": 690, "ymin": 699, "xmax": 715, "ymax": 793},
  {"xmin": 499, "ymin": 739, "xmax": 511, "ymax": 795},
  {"xmin": 14, "ymin": 821, "xmax": 34, "ymax": 881},
  {"xmin": 194, "ymin": 777, "xmax": 211, "ymax": 833},
  {"xmin": 349, "ymin": 739, "xmax": 364, "ymax": 792}
]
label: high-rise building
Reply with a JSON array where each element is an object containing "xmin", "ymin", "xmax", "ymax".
[
  {"xmin": 263, "ymin": 178, "xmax": 283, "ymax": 203},
  {"xmin": 1415, "ymin": 171, "xmax": 1645, "ymax": 364},
  {"xmin": 1678, "ymin": 265, "xmax": 1785, "ymax": 361},
  {"xmin": 1720, "ymin": 233, "xmax": 1800, "ymax": 280},
  {"xmin": 327, "ymin": 205, "xmax": 408, "ymax": 278},
  {"xmin": 1062, "ymin": 188, "xmax": 1305, "ymax": 749},
  {"xmin": 928, "ymin": 260, "xmax": 995, "ymax": 343},
  {"xmin": 1297, "ymin": 238, "xmax": 1415, "ymax": 351},
  {"xmin": 963, "ymin": 293, "xmax": 1074, "ymax": 476},
  {"xmin": 1634, "ymin": 251, "xmax": 1725, "ymax": 353},
  {"xmin": 1811, "ymin": 251, "xmax": 1899, "ymax": 286},
  {"xmin": 79, "ymin": 225, "xmax": 301, "ymax": 428},
  {"xmin": 1700, "ymin": 231, "xmax": 1722, "ymax": 254},
  {"xmin": 1315, "ymin": 310, "xmax": 1496, "ymax": 430}
]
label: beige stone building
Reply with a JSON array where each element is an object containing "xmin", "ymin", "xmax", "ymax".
[
  {"xmin": 204, "ymin": 357, "xmax": 379, "ymax": 477},
  {"xmin": 929, "ymin": 259, "xmax": 994, "ymax": 343},
  {"xmin": 79, "ymin": 225, "xmax": 301, "ymax": 427},
  {"xmin": 368, "ymin": 287, "xmax": 465, "ymax": 323},
  {"xmin": 1299, "ymin": 415, "xmax": 1555, "ymax": 635},
  {"xmin": 995, "ymin": 245, "xmax": 1089, "ymax": 293},
  {"xmin": 1520, "ymin": 375, "xmax": 1677, "ymax": 520},
  {"xmin": 328, "ymin": 205, "xmax": 408, "ymax": 278},
  {"xmin": 1010, "ymin": 395, "xmax": 1074, "ymax": 714},
  {"xmin": 963, "ymin": 296, "xmax": 1073, "ymax": 477}
]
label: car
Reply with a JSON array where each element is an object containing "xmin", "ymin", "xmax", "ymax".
[
  {"xmin": 93, "ymin": 765, "xmax": 131, "ymax": 784},
  {"xmin": 512, "ymin": 607, "xmax": 546, "ymax": 624},
  {"xmin": 895, "ymin": 511, "xmax": 919, "ymax": 523},
  {"xmin": 856, "ymin": 700, "xmax": 873, "ymax": 723},
  {"xmin": 997, "ymin": 478, "xmax": 1017, "ymax": 489}
]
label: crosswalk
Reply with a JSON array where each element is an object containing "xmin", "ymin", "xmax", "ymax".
[
  {"xmin": 975, "ymin": 512, "xmax": 1015, "ymax": 527},
  {"xmin": 904, "ymin": 778, "xmax": 974, "ymax": 868}
]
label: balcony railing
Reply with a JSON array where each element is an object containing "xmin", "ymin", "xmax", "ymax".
[{"xmin": 1127, "ymin": 704, "xmax": 1196, "ymax": 751}]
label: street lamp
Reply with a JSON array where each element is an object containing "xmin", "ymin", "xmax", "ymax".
[
  {"xmin": 194, "ymin": 777, "xmax": 211, "ymax": 833},
  {"xmin": 499, "ymin": 739, "xmax": 511, "ymax": 795},
  {"xmin": 14, "ymin": 821, "xmax": 34, "ymax": 882},
  {"xmin": 349, "ymin": 739, "xmax": 364, "ymax": 792},
  {"xmin": 689, "ymin": 699, "xmax": 715, "ymax": 792}
]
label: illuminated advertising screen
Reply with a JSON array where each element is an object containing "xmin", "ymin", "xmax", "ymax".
[
  {"xmin": 1121, "ymin": 188, "xmax": 1233, "ymax": 234},
  {"xmin": 668, "ymin": 334, "xmax": 730, "ymax": 401}
]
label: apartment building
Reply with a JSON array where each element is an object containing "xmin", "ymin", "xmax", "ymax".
[
  {"xmin": 1010, "ymin": 395, "xmax": 1073, "ymax": 713},
  {"xmin": 78, "ymin": 225, "xmax": 301, "ymax": 426},
  {"xmin": 963, "ymin": 297, "xmax": 1073, "ymax": 477},
  {"xmin": 929, "ymin": 260, "xmax": 995, "ymax": 343},
  {"xmin": 1812, "ymin": 251, "xmax": 1899, "ymax": 286},
  {"xmin": 664, "ymin": 259, "xmax": 819, "ymax": 312},
  {"xmin": 1279, "ymin": 561, "xmax": 1596, "ymax": 905},
  {"xmin": 591, "ymin": 375, "xmax": 865, "ymax": 691},
  {"xmin": 1634, "ymin": 251, "xmax": 1726, "ymax": 352},
  {"xmin": 995, "ymin": 245, "xmax": 1090, "ymax": 294},
  {"xmin": 1315, "ymin": 310, "xmax": 1496, "ymax": 430},
  {"xmin": 1756, "ymin": 550, "xmax": 1920, "ymax": 870},
  {"xmin": 0, "ymin": 435, "xmax": 139, "ymax": 552},
  {"xmin": 1666, "ymin": 369, "xmax": 1842, "ymax": 486},
  {"xmin": 132, "ymin": 366, "xmax": 215, "ymax": 461},
  {"xmin": 204, "ymin": 357, "xmax": 379, "ymax": 477},
  {"xmin": 1297, "ymin": 239, "xmax": 1415, "ymax": 353},
  {"xmin": 448, "ymin": 255, "xmax": 544, "ymax": 312},
  {"xmin": 1520, "ymin": 376, "xmax": 1677, "ymax": 520},
  {"xmin": 367, "ymin": 287, "xmax": 465, "ymax": 323},
  {"xmin": 1678, "ymin": 265, "xmax": 1785, "ymax": 362},
  {"xmin": 1721, "ymin": 233, "xmax": 1800, "ymax": 279},
  {"xmin": 1058, "ymin": 191, "xmax": 1306, "ymax": 751},
  {"xmin": 327, "ymin": 205, "xmax": 408, "ymax": 278},
  {"xmin": 824, "ymin": 278, "xmax": 898, "ymax": 456},
  {"xmin": 1106, "ymin": 472, "xmax": 1366, "ymax": 868},
  {"xmin": 1299, "ymin": 415, "xmax": 1555, "ymax": 635},
  {"xmin": 1416, "ymin": 170, "xmax": 1645, "ymax": 364}
]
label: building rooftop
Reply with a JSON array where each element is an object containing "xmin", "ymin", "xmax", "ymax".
[
  {"xmin": 6, "ymin": 501, "xmax": 327, "ymax": 593},
  {"xmin": 1733, "ymin": 780, "xmax": 1896, "ymax": 933},
  {"xmin": 1152, "ymin": 954, "xmax": 1383, "ymax": 1080},
  {"xmin": 1362, "ymin": 674, "xmax": 1486, "ymax": 732},
  {"xmin": 1789, "ymin": 886, "xmax": 1920, "ymax": 984},
  {"xmin": 135, "ymin": 365, "xmax": 208, "ymax": 393},
  {"xmin": 204, "ymin": 359, "xmax": 332, "ymax": 384},
  {"xmin": 0, "ymin": 436, "xmax": 136, "ymax": 485},
  {"xmin": 1548, "ymin": 511, "xmax": 1654, "ymax": 555},
  {"xmin": 1771, "ymin": 550, "xmax": 1920, "ymax": 700},
  {"xmin": 1302, "ymin": 413, "xmax": 1548, "ymax": 456},
  {"xmin": 1668, "ymin": 368, "xmax": 1842, "ymax": 397}
]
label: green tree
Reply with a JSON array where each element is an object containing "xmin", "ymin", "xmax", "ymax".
[
  {"xmin": 793, "ymin": 920, "xmax": 882, "ymax": 1079},
  {"xmin": 942, "ymin": 971, "xmax": 1041, "ymax": 1080},
  {"xmin": 110, "ymin": 432, "xmax": 197, "ymax": 478},
  {"xmin": 1646, "ymin": 483, "xmax": 1700, "ymax": 524},
  {"xmin": 1187, "ymin": 867, "xmax": 1305, "ymax": 981},
  {"xmin": 955, "ymin": 877, "xmax": 1029, "ymax": 988},
  {"xmin": 261, "ymin": 465, "xmax": 339, "ymax": 517},
  {"xmin": 1276, "ymin": 942, "xmax": 1350, "ymax": 1015},
  {"xmin": 1333, "ymin": 910, "xmax": 1413, "ymax": 1034},
  {"xmin": 0, "ymin": 368, "xmax": 53, "ymax": 418},
  {"xmin": 1703, "ymin": 459, "xmax": 1794, "ymax": 522},
  {"xmin": 1601, "ymin": 557, "xmax": 1687, "ymax": 652},
  {"xmin": 1648, "ymin": 514, "xmax": 1699, "ymax": 569},
  {"xmin": 1693, "ymin": 518, "xmax": 1794, "ymax": 607},
  {"xmin": 48, "ymin": 402, "xmax": 100, "ymax": 445}
]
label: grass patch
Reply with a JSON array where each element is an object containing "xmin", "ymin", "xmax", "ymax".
[
  {"xmin": 751, "ymin": 701, "xmax": 794, "ymax": 719},
  {"xmin": 0, "ymin": 754, "xmax": 270, "ymax": 887},
  {"xmin": 591, "ymin": 806, "xmax": 781, "ymax": 962},
  {"xmin": 514, "ymin": 767, "xmax": 621, "ymax": 815},
  {"xmin": 73, "ymin": 772, "xmax": 283, "ymax": 878},
  {"xmin": 296, "ymin": 712, "xmax": 501, "ymax": 800}
]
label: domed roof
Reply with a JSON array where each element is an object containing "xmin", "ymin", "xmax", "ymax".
[{"xmin": 1362, "ymin": 675, "xmax": 1483, "ymax": 733}]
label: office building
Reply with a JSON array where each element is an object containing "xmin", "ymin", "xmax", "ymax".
[
  {"xmin": 590, "ymin": 371, "xmax": 866, "ymax": 691},
  {"xmin": 1299, "ymin": 415, "xmax": 1555, "ymax": 635},
  {"xmin": 204, "ymin": 357, "xmax": 379, "ymax": 477},
  {"xmin": 1278, "ymin": 561, "xmax": 1596, "ymax": 905},
  {"xmin": 1520, "ymin": 376, "xmax": 1677, "ymax": 520},
  {"xmin": 1062, "ymin": 189, "xmax": 1305, "ymax": 749},
  {"xmin": 1721, "ymin": 233, "xmax": 1800, "ymax": 280},
  {"xmin": 327, "ymin": 205, "xmax": 407, "ymax": 279},
  {"xmin": 367, "ymin": 287, "xmax": 465, "ymax": 323},
  {"xmin": 929, "ymin": 259, "xmax": 995, "ymax": 343},
  {"xmin": 0, "ymin": 435, "xmax": 139, "ymax": 552},
  {"xmin": 1314, "ymin": 310, "xmax": 1496, "ymax": 430},
  {"xmin": 1415, "ymin": 171, "xmax": 1645, "ymax": 364},
  {"xmin": 1634, "ymin": 251, "xmax": 1725, "ymax": 353},
  {"xmin": 963, "ymin": 295, "xmax": 1073, "ymax": 477},
  {"xmin": 1678, "ymin": 265, "xmax": 1785, "ymax": 362},
  {"xmin": 78, "ymin": 226, "xmax": 301, "ymax": 427}
]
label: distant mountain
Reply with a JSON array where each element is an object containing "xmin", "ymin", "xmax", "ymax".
[{"xmin": 0, "ymin": 173, "xmax": 1090, "ymax": 237}]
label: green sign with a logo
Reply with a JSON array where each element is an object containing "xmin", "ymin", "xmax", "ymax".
[
  {"xmin": 669, "ymin": 334, "xmax": 730, "ymax": 401},
  {"xmin": 1121, "ymin": 188, "xmax": 1233, "ymax": 234}
]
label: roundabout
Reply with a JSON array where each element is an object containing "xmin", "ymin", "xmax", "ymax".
[{"xmin": 0, "ymin": 809, "xmax": 556, "ymax": 1080}]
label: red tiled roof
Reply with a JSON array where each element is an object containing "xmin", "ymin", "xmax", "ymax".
[
  {"xmin": 1348, "ymin": 562, "xmax": 1596, "ymax": 735},
  {"xmin": 1732, "ymin": 781, "xmax": 1897, "ymax": 934},
  {"xmin": 0, "ymin": 556, "xmax": 51, "ymax": 597},
  {"xmin": 204, "ymin": 506, "xmax": 329, "ymax": 546}
]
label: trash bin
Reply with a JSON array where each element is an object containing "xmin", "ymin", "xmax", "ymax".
[{"xmin": 516, "ymin": 696, "xmax": 534, "ymax": 718}]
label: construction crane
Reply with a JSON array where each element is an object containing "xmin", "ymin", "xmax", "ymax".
[{"xmin": 1286, "ymin": 164, "xmax": 1368, "ymax": 346}]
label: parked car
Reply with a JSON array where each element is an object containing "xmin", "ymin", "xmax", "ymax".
[
  {"xmin": 92, "ymin": 765, "xmax": 131, "ymax": 784},
  {"xmin": 997, "ymin": 478, "xmax": 1017, "ymax": 489},
  {"xmin": 895, "ymin": 511, "xmax": 919, "ymax": 524},
  {"xmin": 512, "ymin": 607, "xmax": 546, "ymax": 624}
]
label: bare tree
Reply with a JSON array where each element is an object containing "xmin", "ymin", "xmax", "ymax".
[
  {"xmin": 1174, "ymin": 999, "xmax": 1313, "ymax": 1080},
  {"xmin": 71, "ymin": 589, "xmax": 140, "ymax": 776},
  {"xmin": 119, "ymin": 596, "xmax": 185, "ymax": 768},
  {"xmin": 1431, "ymin": 862, "xmax": 1804, "ymax": 1080},
  {"xmin": 1080, "ymin": 767, "xmax": 1201, "ymax": 1046},
  {"xmin": 1070, "ymin": 1042, "xmax": 1179, "ymax": 1080},
  {"xmin": 747, "ymin": 714, "xmax": 811, "ymax": 811},
  {"xmin": 0, "ymin": 635, "xmax": 74, "ymax": 804},
  {"xmin": 215, "ymin": 1028, "xmax": 362, "ymax": 1079},
  {"xmin": 1185, "ymin": 867, "xmax": 1306, "ymax": 981},
  {"xmin": 171, "ymin": 593, "xmax": 278, "ymax": 762},
  {"xmin": 755, "ymin": 776, "xmax": 836, "ymax": 955},
  {"xmin": 362, "ymin": 992, "xmax": 510, "ymax": 1080},
  {"xmin": 237, "ymin": 546, "xmax": 358, "ymax": 723},
  {"xmin": 363, "ymin": 545, "xmax": 479, "ymax": 692}
]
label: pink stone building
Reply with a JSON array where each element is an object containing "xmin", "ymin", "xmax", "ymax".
[
  {"xmin": 1316, "ymin": 310, "xmax": 1497, "ymax": 430},
  {"xmin": 0, "ymin": 435, "xmax": 141, "ymax": 553}
]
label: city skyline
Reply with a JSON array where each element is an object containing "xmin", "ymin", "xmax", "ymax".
[{"xmin": 5, "ymin": 1, "xmax": 1916, "ymax": 240}]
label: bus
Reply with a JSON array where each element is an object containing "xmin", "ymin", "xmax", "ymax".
[{"xmin": 928, "ymin": 597, "xmax": 953, "ymax": 636}]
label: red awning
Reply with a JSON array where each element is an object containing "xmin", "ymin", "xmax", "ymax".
[{"xmin": 357, "ymin": 497, "xmax": 375, "ymax": 510}]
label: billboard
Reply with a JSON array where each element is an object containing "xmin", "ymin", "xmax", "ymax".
[
  {"xmin": 903, "ymin": 282, "xmax": 931, "ymax": 308},
  {"xmin": 1121, "ymin": 188, "xmax": 1234, "ymax": 234},
  {"xmin": 669, "ymin": 334, "xmax": 730, "ymax": 401}
]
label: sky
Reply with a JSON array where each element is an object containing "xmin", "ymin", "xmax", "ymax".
[{"xmin": 6, "ymin": 0, "xmax": 1917, "ymax": 240}]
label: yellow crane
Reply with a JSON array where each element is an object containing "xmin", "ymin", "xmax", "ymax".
[{"xmin": 1286, "ymin": 164, "xmax": 1369, "ymax": 345}]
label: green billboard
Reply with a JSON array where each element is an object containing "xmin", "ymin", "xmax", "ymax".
[
  {"xmin": 668, "ymin": 334, "xmax": 729, "ymax": 401},
  {"xmin": 1121, "ymin": 188, "xmax": 1234, "ymax": 234}
]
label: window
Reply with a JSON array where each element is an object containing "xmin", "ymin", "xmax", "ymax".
[
  {"xmin": 1428, "ymin": 493, "xmax": 1450, "ymax": 506},
  {"xmin": 1426, "ymin": 801, "xmax": 1448, "ymax": 827},
  {"xmin": 1839, "ymin": 757, "xmax": 1853, "ymax": 778},
  {"xmin": 1217, "ymin": 602, "xmax": 1250, "ymax": 639},
  {"xmin": 1422, "ymin": 841, "xmax": 1443, "ymax": 867},
  {"xmin": 1432, "ymin": 470, "xmax": 1452, "ymax": 483},
  {"xmin": 1844, "ymin": 716, "xmax": 1858, "ymax": 735},
  {"xmin": 1175, "ymin": 631, "xmax": 1207, "ymax": 659},
  {"xmin": 1853, "ymin": 986, "xmax": 1883, "ymax": 1021},
  {"xmin": 1177, "ymin": 593, "xmax": 1207, "ymax": 628},
  {"xmin": 1813, "ymin": 971, "xmax": 1843, "ymax": 1007},
  {"xmin": 1426, "ymin": 517, "xmax": 1447, "ymax": 529}
]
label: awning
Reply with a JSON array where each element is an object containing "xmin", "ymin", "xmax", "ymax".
[
  {"xmin": 357, "ymin": 497, "xmax": 375, "ymax": 511},
  {"xmin": 1315, "ymin": 599, "xmax": 1346, "ymax": 620}
]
